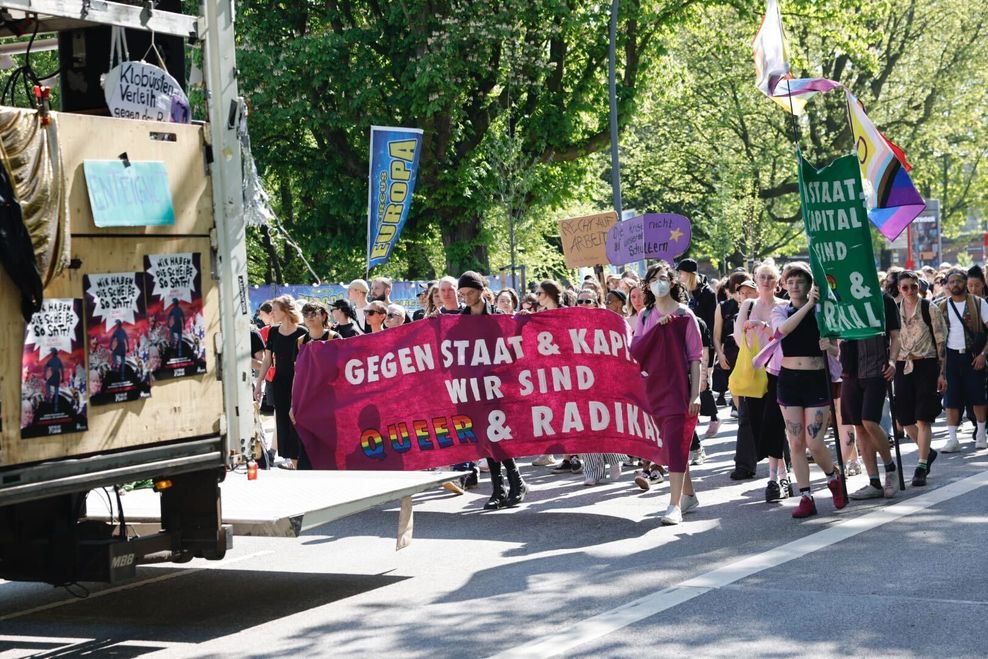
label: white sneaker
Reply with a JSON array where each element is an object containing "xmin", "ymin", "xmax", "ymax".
[
  {"xmin": 608, "ymin": 462, "xmax": 621, "ymax": 480},
  {"xmin": 532, "ymin": 455, "xmax": 556, "ymax": 466},
  {"xmin": 941, "ymin": 437, "xmax": 962, "ymax": 453},
  {"xmin": 883, "ymin": 472, "xmax": 897, "ymax": 498},
  {"xmin": 583, "ymin": 477, "xmax": 600, "ymax": 487},
  {"xmin": 660, "ymin": 505, "xmax": 683, "ymax": 525},
  {"xmin": 690, "ymin": 447, "xmax": 706, "ymax": 465},
  {"xmin": 976, "ymin": 436, "xmax": 988, "ymax": 450},
  {"xmin": 680, "ymin": 493, "xmax": 699, "ymax": 514},
  {"xmin": 844, "ymin": 459, "xmax": 862, "ymax": 477},
  {"xmin": 704, "ymin": 420, "xmax": 721, "ymax": 438},
  {"xmin": 478, "ymin": 461, "xmax": 490, "ymax": 472}
]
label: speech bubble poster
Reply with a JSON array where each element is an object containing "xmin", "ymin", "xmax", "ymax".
[
  {"xmin": 84, "ymin": 272, "xmax": 153, "ymax": 405},
  {"xmin": 144, "ymin": 253, "xmax": 207, "ymax": 380},
  {"xmin": 21, "ymin": 299, "xmax": 89, "ymax": 438}
]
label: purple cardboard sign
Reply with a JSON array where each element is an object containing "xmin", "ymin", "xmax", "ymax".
[
  {"xmin": 643, "ymin": 213, "xmax": 691, "ymax": 260},
  {"xmin": 605, "ymin": 215, "xmax": 644, "ymax": 265},
  {"xmin": 606, "ymin": 213, "xmax": 692, "ymax": 265}
]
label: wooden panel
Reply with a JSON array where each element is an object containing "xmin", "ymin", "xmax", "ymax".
[
  {"xmin": 0, "ymin": 237, "xmax": 223, "ymax": 467},
  {"xmin": 55, "ymin": 111, "xmax": 213, "ymax": 236}
]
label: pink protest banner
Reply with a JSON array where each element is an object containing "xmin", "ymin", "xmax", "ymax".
[{"xmin": 292, "ymin": 308, "xmax": 671, "ymax": 470}]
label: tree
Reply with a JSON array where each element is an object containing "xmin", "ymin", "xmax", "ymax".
[{"xmin": 236, "ymin": 0, "xmax": 703, "ymax": 282}]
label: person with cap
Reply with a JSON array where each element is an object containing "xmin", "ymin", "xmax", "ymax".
[
  {"xmin": 605, "ymin": 289, "xmax": 627, "ymax": 316},
  {"xmin": 386, "ymin": 304, "xmax": 407, "ymax": 328},
  {"xmin": 678, "ymin": 258, "xmax": 719, "ymax": 439},
  {"xmin": 457, "ymin": 271, "xmax": 529, "ymax": 509},
  {"xmin": 347, "ymin": 279, "xmax": 370, "ymax": 332},
  {"xmin": 330, "ymin": 299, "xmax": 364, "ymax": 338},
  {"xmin": 363, "ymin": 300, "xmax": 389, "ymax": 333},
  {"xmin": 413, "ymin": 281, "xmax": 437, "ymax": 320}
]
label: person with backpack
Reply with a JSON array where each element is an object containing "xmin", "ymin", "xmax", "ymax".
[
  {"xmin": 893, "ymin": 271, "xmax": 947, "ymax": 486},
  {"xmin": 938, "ymin": 268, "xmax": 988, "ymax": 453}
]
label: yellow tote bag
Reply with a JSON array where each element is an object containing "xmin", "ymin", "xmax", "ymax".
[{"xmin": 728, "ymin": 333, "xmax": 768, "ymax": 399}]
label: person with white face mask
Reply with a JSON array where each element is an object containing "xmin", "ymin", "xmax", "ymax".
[{"xmin": 630, "ymin": 262, "xmax": 704, "ymax": 525}]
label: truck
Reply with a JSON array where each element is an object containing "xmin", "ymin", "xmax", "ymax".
[{"xmin": 0, "ymin": 0, "xmax": 455, "ymax": 586}]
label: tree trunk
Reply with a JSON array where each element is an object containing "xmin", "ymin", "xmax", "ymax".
[{"xmin": 438, "ymin": 207, "xmax": 489, "ymax": 275}]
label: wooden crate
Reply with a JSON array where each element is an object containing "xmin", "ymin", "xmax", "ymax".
[{"xmin": 0, "ymin": 112, "xmax": 223, "ymax": 467}]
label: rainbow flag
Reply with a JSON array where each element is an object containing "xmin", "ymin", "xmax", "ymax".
[
  {"xmin": 845, "ymin": 90, "xmax": 926, "ymax": 240},
  {"xmin": 752, "ymin": 0, "xmax": 806, "ymax": 114},
  {"xmin": 771, "ymin": 77, "xmax": 842, "ymax": 103}
]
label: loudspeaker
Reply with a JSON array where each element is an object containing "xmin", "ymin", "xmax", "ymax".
[{"xmin": 57, "ymin": 0, "xmax": 186, "ymax": 113}]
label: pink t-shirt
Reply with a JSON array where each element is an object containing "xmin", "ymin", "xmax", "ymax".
[{"xmin": 632, "ymin": 305, "xmax": 703, "ymax": 362}]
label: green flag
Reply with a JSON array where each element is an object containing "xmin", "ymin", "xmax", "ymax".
[{"xmin": 797, "ymin": 154, "xmax": 884, "ymax": 339}]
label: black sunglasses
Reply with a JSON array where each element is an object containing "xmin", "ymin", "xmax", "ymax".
[{"xmin": 576, "ymin": 299, "xmax": 595, "ymax": 305}]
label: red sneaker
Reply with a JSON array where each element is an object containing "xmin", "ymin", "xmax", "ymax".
[
  {"xmin": 791, "ymin": 495, "xmax": 817, "ymax": 519},
  {"xmin": 828, "ymin": 477, "xmax": 847, "ymax": 510}
]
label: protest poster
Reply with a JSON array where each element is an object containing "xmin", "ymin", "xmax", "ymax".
[
  {"xmin": 367, "ymin": 126, "xmax": 424, "ymax": 270},
  {"xmin": 144, "ymin": 253, "xmax": 207, "ymax": 379},
  {"xmin": 559, "ymin": 211, "xmax": 619, "ymax": 268},
  {"xmin": 20, "ymin": 299, "xmax": 88, "ymax": 438},
  {"xmin": 798, "ymin": 154, "xmax": 884, "ymax": 339},
  {"xmin": 83, "ymin": 160, "xmax": 176, "ymax": 228},
  {"xmin": 103, "ymin": 61, "xmax": 191, "ymax": 123},
  {"xmin": 607, "ymin": 213, "xmax": 692, "ymax": 265},
  {"xmin": 84, "ymin": 272, "xmax": 153, "ymax": 404},
  {"xmin": 293, "ymin": 308, "xmax": 680, "ymax": 470}
]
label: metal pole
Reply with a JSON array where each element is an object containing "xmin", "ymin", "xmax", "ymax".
[{"xmin": 608, "ymin": 0, "xmax": 622, "ymax": 216}]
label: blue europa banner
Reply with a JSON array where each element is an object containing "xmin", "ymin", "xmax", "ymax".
[{"xmin": 367, "ymin": 126, "xmax": 424, "ymax": 270}]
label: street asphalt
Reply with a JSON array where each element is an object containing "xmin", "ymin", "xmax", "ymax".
[{"xmin": 0, "ymin": 408, "xmax": 985, "ymax": 658}]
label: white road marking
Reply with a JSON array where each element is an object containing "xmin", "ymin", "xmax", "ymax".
[
  {"xmin": 0, "ymin": 550, "xmax": 274, "ymax": 622},
  {"xmin": 494, "ymin": 470, "xmax": 988, "ymax": 658}
]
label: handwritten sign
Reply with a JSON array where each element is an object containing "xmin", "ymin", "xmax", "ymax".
[
  {"xmin": 103, "ymin": 61, "xmax": 191, "ymax": 123},
  {"xmin": 559, "ymin": 211, "xmax": 619, "ymax": 268},
  {"xmin": 607, "ymin": 213, "xmax": 692, "ymax": 265},
  {"xmin": 84, "ymin": 160, "xmax": 176, "ymax": 228}
]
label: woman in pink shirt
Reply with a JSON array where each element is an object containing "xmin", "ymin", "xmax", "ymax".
[{"xmin": 631, "ymin": 262, "xmax": 703, "ymax": 525}]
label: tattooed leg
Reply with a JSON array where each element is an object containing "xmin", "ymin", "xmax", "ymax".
[
  {"xmin": 806, "ymin": 407, "xmax": 834, "ymax": 474},
  {"xmin": 781, "ymin": 405, "xmax": 810, "ymax": 488}
]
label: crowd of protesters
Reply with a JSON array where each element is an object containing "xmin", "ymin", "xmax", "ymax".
[{"xmin": 250, "ymin": 259, "xmax": 984, "ymax": 524}]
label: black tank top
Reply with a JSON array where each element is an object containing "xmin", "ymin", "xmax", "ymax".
[{"xmin": 781, "ymin": 304, "xmax": 821, "ymax": 357}]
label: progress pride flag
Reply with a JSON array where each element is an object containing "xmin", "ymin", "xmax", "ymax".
[{"xmin": 292, "ymin": 308, "xmax": 668, "ymax": 470}]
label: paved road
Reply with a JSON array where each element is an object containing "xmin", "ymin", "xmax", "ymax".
[{"xmin": 1, "ymin": 413, "xmax": 986, "ymax": 658}]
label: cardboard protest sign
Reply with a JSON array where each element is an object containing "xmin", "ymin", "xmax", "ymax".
[
  {"xmin": 144, "ymin": 253, "xmax": 207, "ymax": 379},
  {"xmin": 559, "ymin": 211, "xmax": 618, "ymax": 268},
  {"xmin": 798, "ymin": 154, "xmax": 884, "ymax": 339},
  {"xmin": 293, "ymin": 308, "xmax": 679, "ymax": 470},
  {"xmin": 21, "ymin": 299, "xmax": 88, "ymax": 438},
  {"xmin": 84, "ymin": 272, "xmax": 153, "ymax": 404},
  {"xmin": 607, "ymin": 213, "xmax": 692, "ymax": 265}
]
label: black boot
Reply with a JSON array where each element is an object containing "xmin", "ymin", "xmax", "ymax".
[
  {"xmin": 484, "ymin": 460, "xmax": 507, "ymax": 510},
  {"xmin": 504, "ymin": 459, "xmax": 528, "ymax": 507}
]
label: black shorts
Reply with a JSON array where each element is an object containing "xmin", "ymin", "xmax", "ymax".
[
  {"xmin": 944, "ymin": 349, "xmax": 988, "ymax": 409},
  {"xmin": 776, "ymin": 368, "xmax": 831, "ymax": 408},
  {"xmin": 839, "ymin": 376, "xmax": 887, "ymax": 426},
  {"xmin": 894, "ymin": 358, "xmax": 942, "ymax": 425}
]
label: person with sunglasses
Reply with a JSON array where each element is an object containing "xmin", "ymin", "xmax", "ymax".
[
  {"xmin": 893, "ymin": 271, "xmax": 946, "ymax": 486},
  {"xmin": 385, "ymin": 304, "xmax": 407, "ymax": 329},
  {"xmin": 363, "ymin": 300, "xmax": 389, "ymax": 333}
]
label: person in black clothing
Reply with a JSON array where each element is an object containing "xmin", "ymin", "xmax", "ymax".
[
  {"xmin": 167, "ymin": 297, "xmax": 185, "ymax": 357},
  {"xmin": 412, "ymin": 281, "xmax": 436, "ymax": 321},
  {"xmin": 679, "ymin": 259, "xmax": 720, "ymax": 441},
  {"xmin": 110, "ymin": 319, "xmax": 129, "ymax": 379},
  {"xmin": 458, "ymin": 271, "xmax": 529, "ymax": 510},
  {"xmin": 253, "ymin": 295, "xmax": 308, "ymax": 470},
  {"xmin": 714, "ymin": 274, "xmax": 756, "ymax": 409},
  {"xmin": 330, "ymin": 299, "xmax": 364, "ymax": 338},
  {"xmin": 44, "ymin": 348, "xmax": 64, "ymax": 411}
]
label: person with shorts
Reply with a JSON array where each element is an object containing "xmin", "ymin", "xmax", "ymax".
[
  {"xmin": 772, "ymin": 263, "xmax": 847, "ymax": 519},
  {"xmin": 893, "ymin": 271, "xmax": 947, "ymax": 486},
  {"xmin": 938, "ymin": 268, "xmax": 988, "ymax": 452},
  {"xmin": 842, "ymin": 293, "xmax": 901, "ymax": 500}
]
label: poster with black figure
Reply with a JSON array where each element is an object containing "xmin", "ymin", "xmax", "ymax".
[
  {"xmin": 21, "ymin": 299, "xmax": 89, "ymax": 438},
  {"xmin": 144, "ymin": 253, "xmax": 206, "ymax": 380},
  {"xmin": 84, "ymin": 272, "xmax": 153, "ymax": 404}
]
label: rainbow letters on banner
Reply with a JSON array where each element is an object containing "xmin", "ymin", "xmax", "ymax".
[
  {"xmin": 292, "ymin": 308, "xmax": 669, "ymax": 470},
  {"xmin": 367, "ymin": 126, "xmax": 424, "ymax": 270}
]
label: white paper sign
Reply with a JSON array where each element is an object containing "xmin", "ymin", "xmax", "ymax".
[{"xmin": 104, "ymin": 61, "xmax": 191, "ymax": 123}]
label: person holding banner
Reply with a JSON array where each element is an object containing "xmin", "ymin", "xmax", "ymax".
[
  {"xmin": 437, "ymin": 277, "xmax": 464, "ymax": 314},
  {"xmin": 535, "ymin": 279, "xmax": 566, "ymax": 470},
  {"xmin": 330, "ymin": 299, "xmax": 364, "ymax": 338},
  {"xmin": 347, "ymin": 279, "xmax": 370, "ymax": 333},
  {"xmin": 363, "ymin": 301, "xmax": 389, "ymax": 333},
  {"xmin": 457, "ymin": 271, "xmax": 529, "ymax": 509},
  {"xmin": 630, "ymin": 262, "xmax": 702, "ymax": 526},
  {"xmin": 772, "ymin": 264, "xmax": 847, "ymax": 518}
]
